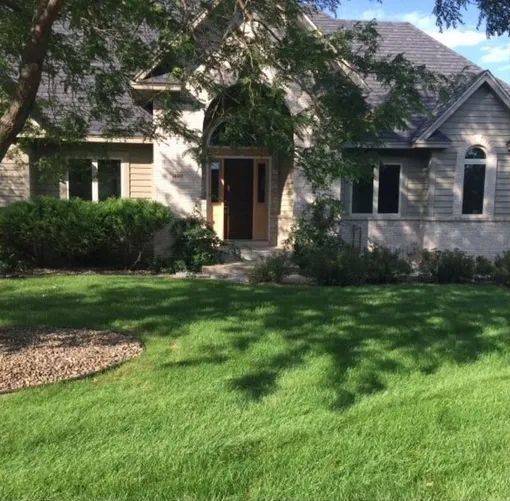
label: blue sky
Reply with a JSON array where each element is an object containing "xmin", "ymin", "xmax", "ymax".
[{"xmin": 332, "ymin": 0, "xmax": 510, "ymax": 82}]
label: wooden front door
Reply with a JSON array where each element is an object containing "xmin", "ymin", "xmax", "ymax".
[{"xmin": 224, "ymin": 159, "xmax": 254, "ymax": 240}]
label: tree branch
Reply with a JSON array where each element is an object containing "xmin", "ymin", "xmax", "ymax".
[{"xmin": 0, "ymin": 0, "xmax": 64, "ymax": 162}]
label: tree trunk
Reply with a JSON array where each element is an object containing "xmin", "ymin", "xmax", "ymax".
[{"xmin": 0, "ymin": 0, "xmax": 64, "ymax": 163}]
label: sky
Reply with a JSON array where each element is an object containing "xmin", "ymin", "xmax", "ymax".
[{"xmin": 333, "ymin": 0, "xmax": 510, "ymax": 83}]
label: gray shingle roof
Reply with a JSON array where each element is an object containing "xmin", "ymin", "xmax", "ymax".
[
  {"xmin": 310, "ymin": 12, "xmax": 484, "ymax": 144},
  {"xmin": 39, "ymin": 9, "xmax": 493, "ymax": 143}
]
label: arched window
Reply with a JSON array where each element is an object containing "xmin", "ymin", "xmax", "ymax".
[{"xmin": 462, "ymin": 146, "xmax": 486, "ymax": 215}]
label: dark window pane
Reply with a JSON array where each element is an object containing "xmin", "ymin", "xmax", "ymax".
[
  {"xmin": 378, "ymin": 164, "xmax": 400, "ymax": 214},
  {"xmin": 462, "ymin": 164, "xmax": 486, "ymax": 214},
  {"xmin": 465, "ymin": 147, "xmax": 486, "ymax": 160},
  {"xmin": 352, "ymin": 176, "xmax": 374, "ymax": 213},
  {"xmin": 98, "ymin": 160, "xmax": 121, "ymax": 200},
  {"xmin": 257, "ymin": 163, "xmax": 266, "ymax": 203},
  {"xmin": 211, "ymin": 161, "xmax": 220, "ymax": 203},
  {"xmin": 68, "ymin": 159, "xmax": 92, "ymax": 200}
]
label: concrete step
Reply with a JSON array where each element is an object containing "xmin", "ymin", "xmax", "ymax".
[
  {"xmin": 239, "ymin": 246, "xmax": 280, "ymax": 262},
  {"xmin": 219, "ymin": 241, "xmax": 281, "ymax": 263}
]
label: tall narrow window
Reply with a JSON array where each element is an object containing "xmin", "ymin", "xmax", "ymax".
[
  {"xmin": 352, "ymin": 176, "xmax": 374, "ymax": 214},
  {"xmin": 98, "ymin": 160, "xmax": 121, "ymax": 200},
  {"xmin": 210, "ymin": 161, "xmax": 221, "ymax": 203},
  {"xmin": 257, "ymin": 163, "xmax": 266, "ymax": 203},
  {"xmin": 68, "ymin": 159, "xmax": 93, "ymax": 200},
  {"xmin": 462, "ymin": 147, "xmax": 486, "ymax": 215},
  {"xmin": 378, "ymin": 164, "xmax": 400, "ymax": 214}
]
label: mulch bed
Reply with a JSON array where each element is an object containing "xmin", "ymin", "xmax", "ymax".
[{"xmin": 0, "ymin": 327, "xmax": 143, "ymax": 394}]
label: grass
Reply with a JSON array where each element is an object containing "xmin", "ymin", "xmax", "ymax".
[{"xmin": 2, "ymin": 276, "xmax": 510, "ymax": 500}]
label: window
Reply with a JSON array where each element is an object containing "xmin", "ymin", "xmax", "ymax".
[
  {"xmin": 68, "ymin": 158, "xmax": 122, "ymax": 201},
  {"xmin": 68, "ymin": 159, "xmax": 93, "ymax": 200},
  {"xmin": 257, "ymin": 163, "xmax": 266, "ymax": 203},
  {"xmin": 462, "ymin": 147, "xmax": 486, "ymax": 215},
  {"xmin": 210, "ymin": 161, "xmax": 221, "ymax": 203},
  {"xmin": 352, "ymin": 176, "xmax": 374, "ymax": 214},
  {"xmin": 378, "ymin": 164, "xmax": 400, "ymax": 214},
  {"xmin": 351, "ymin": 164, "xmax": 401, "ymax": 215},
  {"xmin": 98, "ymin": 160, "xmax": 121, "ymax": 200}
]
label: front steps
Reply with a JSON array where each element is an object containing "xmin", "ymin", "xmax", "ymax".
[
  {"xmin": 201, "ymin": 241, "xmax": 281, "ymax": 281},
  {"xmin": 223, "ymin": 241, "xmax": 282, "ymax": 262}
]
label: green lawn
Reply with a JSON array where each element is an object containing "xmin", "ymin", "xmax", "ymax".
[{"xmin": 2, "ymin": 277, "xmax": 510, "ymax": 500}]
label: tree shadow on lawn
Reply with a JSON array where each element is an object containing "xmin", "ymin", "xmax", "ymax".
[{"xmin": 1, "ymin": 278, "xmax": 509, "ymax": 410}]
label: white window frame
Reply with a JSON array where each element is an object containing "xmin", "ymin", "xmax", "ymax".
[
  {"xmin": 65, "ymin": 157, "xmax": 128, "ymax": 201},
  {"xmin": 453, "ymin": 136, "xmax": 497, "ymax": 219},
  {"xmin": 350, "ymin": 162, "xmax": 403, "ymax": 218}
]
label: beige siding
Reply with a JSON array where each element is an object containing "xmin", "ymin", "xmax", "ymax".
[
  {"xmin": 430, "ymin": 149, "xmax": 456, "ymax": 216},
  {"xmin": 129, "ymin": 164, "xmax": 153, "ymax": 199},
  {"xmin": 0, "ymin": 148, "xmax": 29, "ymax": 206},
  {"xmin": 402, "ymin": 153, "xmax": 429, "ymax": 217}
]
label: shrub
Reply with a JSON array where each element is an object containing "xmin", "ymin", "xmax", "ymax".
[
  {"xmin": 297, "ymin": 245, "xmax": 367, "ymax": 286},
  {"xmin": 288, "ymin": 196, "xmax": 343, "ymax": 268},
  {"xmin": 494, "ymin": 251, "xmax": 510, "ymax": 286},
  {"xmin": 169, "ymin": 216, "xmax": 222, "ymax": 272},
  {"xmin": 0, "ymin": 245, "xmax": 30, "ymax": 275},
  {"xmin": 248, "ymin": 252, "xmax": 292, "ymax": 284},
  {"xmin": 419, "ymin": 249, "xmax": 475, "ymax": 283},
  {"xmin": 0, "ymin": 197, "xmax": 171, "ymax": 269},
  {"xmin": 474, "ymin": 255, "xmax": 495, "ymax": 279},
  {"xmin": 364, "ymin": 245, "xmax": 411, "ymax": 284},
  {"xmin": 96, "ymin": 198, "xmax": 172, "ymax": 267}
]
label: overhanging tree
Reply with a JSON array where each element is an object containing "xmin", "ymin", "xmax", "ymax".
[{"xmin": 0, "ymin": 0, "xmax": 504, "ymax": 190}]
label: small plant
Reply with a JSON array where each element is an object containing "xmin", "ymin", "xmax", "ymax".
[
  {"xmin": 0, "ymin": 245, "xmax": 30, "ymax": 276},
  {"xmin": 248, "ymin": 252, "xmax": 292, "ymax": 284},
  {"xmin": 169, "ymin": 216, "xmax": 222, "ymax": 272},
  {"xmin": 494, "ymin": 251, "xmax": 510, "ymax": 286},
  {"xmin": 287, "ymin": 196, "xmax": 343, "ymax": 269},
  {"xmin": 419, "ymin": 249, "xmax": 475, "ymax": 283},
  {"xmin": 474, "ymin": 256, "xmax": 495, "ymax": 279}
]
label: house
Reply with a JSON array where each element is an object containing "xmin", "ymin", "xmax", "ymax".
[{"xmin": 2, "ymin": 11, "xmax": 510, "ymax": 258}]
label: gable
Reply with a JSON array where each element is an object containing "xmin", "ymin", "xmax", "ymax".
[{"xmin": 439, "ymin": 83, "xmax": 510, "ymax": 146}]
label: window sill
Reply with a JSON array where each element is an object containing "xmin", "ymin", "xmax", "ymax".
[{"xmin": 347, "ymin": 213, "xmax": 402, "ymax": 220}]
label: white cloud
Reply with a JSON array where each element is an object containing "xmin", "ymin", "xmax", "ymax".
[
  {"xmin": 360, "ymin": 7, "xmax": 386, "ymax": 21},
  {"xmin": 480, "ymin": 43, "xmax": 510, "ymax": 63},
  {"xmin": 400, "ymin": 12, "xmax": 487, "ymax": 48}
]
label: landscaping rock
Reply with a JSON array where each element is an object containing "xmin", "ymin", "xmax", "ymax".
[{"xmin": 0, "ymin": 328, "xmax": 143, "ymax": 394}]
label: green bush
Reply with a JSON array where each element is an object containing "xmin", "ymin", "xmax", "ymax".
[
  {"xmin": 288, "ymin": 196, "xmax": 343, "ymax": 269},
  {"xmin": 96, "ymin": 198, "xmax": 172, "ymax": 267},
  {"xmin": 419, "ymin": 249, "xmax": 475, "ymax": 283},
  {"xmin": 169, "ymin": 216, "xmax": 222, "ymax": 272},
  {"xmin": 0, "ymin": 244, "xmax": 30, "ymax": 275},
  {"xmin": 364, "ymin": 245, "xmax": 411, "ymax": 284},
  {"xmin": 249, "ymin": 252, "xmax": 292, "ymax": 284},
  {"xmin": 297, "ymin": 245, "xmax": 367, "ymax": 286},
  {"xmin": 475, "ymin": 255, "xmax": 495, "ymax": 279},
  {"xmin": 494, "ymin": 251, "xmax": 510, "ymax": 286},
  {"xmin": 0, "ymin": 197, "xmax": 171, "ymax": 269},
  {"xmin": 289, "ymin": 201, "xmax": 411, "ymax": 286}
]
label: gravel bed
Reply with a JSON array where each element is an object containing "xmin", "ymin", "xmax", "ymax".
[{"xmin": 0, "ymin": 328, "xmax": 143, "ymax": 394}]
